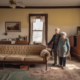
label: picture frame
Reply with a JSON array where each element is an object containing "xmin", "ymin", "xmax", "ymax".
[{"xmin": 5, "ymin": 22, "xmax": 21, "ymax": 32}]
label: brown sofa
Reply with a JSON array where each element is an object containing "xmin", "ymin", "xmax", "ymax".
[{"xmin": 0, "ymin": 45, "xmax": 50, "ymax": 70}]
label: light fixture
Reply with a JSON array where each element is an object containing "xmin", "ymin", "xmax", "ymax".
[{"xmin": 10, "ymin": 4, "xmax": 16, "ymax": 9}]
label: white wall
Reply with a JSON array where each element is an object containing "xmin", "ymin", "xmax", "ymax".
[{"xmin": 0, "ymin": 21, "xmax": 79, "ymax": 42}]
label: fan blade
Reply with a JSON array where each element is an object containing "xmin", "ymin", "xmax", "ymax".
[{"xmin": 16, "ymin": 2, "xmax": 25, "ymax": 8}]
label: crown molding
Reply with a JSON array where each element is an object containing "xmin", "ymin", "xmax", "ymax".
[{"xmin": 0, "ymin": 6, "xmax": 80, "ymax": 9}]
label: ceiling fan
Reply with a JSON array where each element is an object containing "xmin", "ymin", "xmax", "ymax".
[{"xmin": 9, "ymin": 0, "xmax": 25, "ymax": 9}]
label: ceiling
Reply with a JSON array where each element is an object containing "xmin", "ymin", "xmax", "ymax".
[{"xmin": 0, "ymin": 0, "xmax": 80, "ymax": 6}]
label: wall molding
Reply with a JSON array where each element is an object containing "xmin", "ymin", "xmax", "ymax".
[{"xmin": 0, "ymin": 6, "xmax": 80, "ymax": 9}]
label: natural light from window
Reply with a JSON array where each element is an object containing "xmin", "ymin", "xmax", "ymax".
[
  {"xmin": 33, "ymin": 19, "xmax": 43, "ymax": 43},
  {"xmin": 66, "ymin": 64, "xmax": 80, "ymax": 70}
]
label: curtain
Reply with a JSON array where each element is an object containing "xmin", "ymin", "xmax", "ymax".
[
  {"xmin": 29, "ymin": 16, "xmax": 36, "ymax": 44},
  {"xmin": 41, "ymin": 16, "xmax": 46, "ymax": 46}
]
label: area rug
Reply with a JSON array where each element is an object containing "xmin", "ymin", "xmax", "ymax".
[
  {"xmin": 0, "ymin": 67, "xmax": 80, "ymax": 80},
  {"xmin": 0, "ymin": 69, "xmax": 42, "ymax": 80},
  {"xmin": 27, "ymin": 58, "xmax": 80, "ymax": 80},
  {"xmin": 28, "ymin": 67, "xmax": 80, "ymax": 80}
]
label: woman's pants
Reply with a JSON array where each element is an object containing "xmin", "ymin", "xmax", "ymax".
[{"xmin": 59, "ymin": 57, "xmax": 66, "ymax": 67}]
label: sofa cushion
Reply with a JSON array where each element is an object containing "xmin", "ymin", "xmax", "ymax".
[
  {"xmin": 0, "ymin": 54, "xmax": 9, "ymax": 61},
  {"xmin": 40, "ymin": 49, "xmax": 50, "ymax": 59},
  {"xmin": 5, "ymin": 54, "xmax": 26, "ymax": 61},
  {"xmin": 24, "ymin": 55, "xmax": 43, "ymax": 61}
]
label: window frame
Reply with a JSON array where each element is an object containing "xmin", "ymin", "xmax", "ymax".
[{"xmin": 29, "ymin": 14, "xmax": 48, "ymax": 44}]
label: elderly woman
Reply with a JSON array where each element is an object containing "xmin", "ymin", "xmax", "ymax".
[{"xmin": 57, "ymin": 32, "xmax": 70, "ymax": 69}]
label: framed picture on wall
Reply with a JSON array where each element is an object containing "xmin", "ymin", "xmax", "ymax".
[
  {"xmin": 5, "ymin": 22, "xmax": 21, "ymax": 32},
  {"xmin": 77, "ymin": 27, "xmax": 80, "ymax": 35}
]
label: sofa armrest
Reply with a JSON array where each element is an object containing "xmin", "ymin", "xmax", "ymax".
[
  {"xmin": 40, "ymin": 49, "xmax": 50, "ymax": 61},
  {"xmin": 43, "ymin": 53, "xmax": 48, "ymax": 61}
]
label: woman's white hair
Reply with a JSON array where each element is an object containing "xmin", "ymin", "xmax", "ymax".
[{"xmin": 61, "ymin": 32, "xmax": 67, "ymax": 36}]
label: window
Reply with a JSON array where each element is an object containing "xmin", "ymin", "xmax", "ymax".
[
  {"xmin": 29, "ymin": 14, "xmax": 48, "ymax": 45},
  {"xmin": 33, "ymin": 19, "xmax": 43, "ymax": 43}
]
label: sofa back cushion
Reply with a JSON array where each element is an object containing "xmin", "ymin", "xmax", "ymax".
[{"xmin": 0, "ymin": 45, "xmax": 45, "ymax": 55}]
